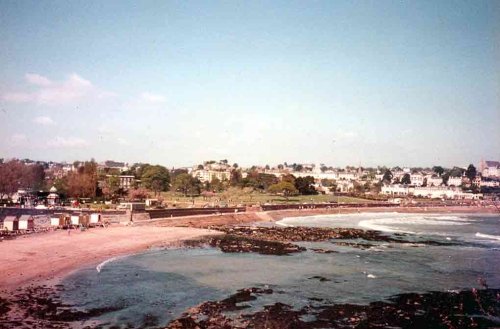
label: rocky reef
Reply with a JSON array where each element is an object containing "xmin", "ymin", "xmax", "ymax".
[{"xmin": 166, "ymin": 287, "xmax": 500, "ymax": 329}]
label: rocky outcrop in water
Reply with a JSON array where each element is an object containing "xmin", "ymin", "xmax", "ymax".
[
  {"xmin": 166, "ymin": 287, "xmax": 500, "ymax": 329},
  {"xmin": 187, "ymin": 226, "xmax": 459, "ymax": 255},
  {"xmin": 207, "ymin": 225, "xmax": 459, "ymax": 246},
  {"xmin": 0, "ymin": 285, "xmax": 127, "ymax": 328}
]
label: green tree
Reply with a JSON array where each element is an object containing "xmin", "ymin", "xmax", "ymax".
[
  {"xmin": 102, "ymin": 175, "xmax": 121, "ymax": 200},
  {"xmin": 294, "ymin": 176, "xmax": 318, "ymax": 195},
  {"xmin": 230, "ymin": 169, "xmax": 242, "ymax": 186},
  {"xmin": 432, "ymin": 166, "xmax": 445, "ymax": 177},
  {"xmin": 53, "ymin": 177, "xmax": 68, "ymax": 199},
  {"xmin": 172, "ymin": 173, "xmax": 201, "ymax": 196},
  {"xmin": 465, "ymin": 164, "xmax": 477, "ymax": 186},
  {"xmin": 171, "ymin": 168, "xmax": 188, "ymax": 180},
  {"xmin": 268, "ymin": 181, "xmax": 298, "ymax": 200},
  {"xmin": 241, "ymin": 171, "xmax": 279, "ymax": 190},
  {"xmin": 448, "ymin": 167, "xmax": 465, "ymax": 177},
  {"xmin": 382, "ymin": 170, "xmax": 393, "ymax": 184},
  {"xmin": 141, "ymin": 165, "xmax": 170, "ymax": 196},
  {"xmin": 401, "ymin": 173, "xmax": 411, "ymax": 185},
  {"xmin": 281, "ymin": 174, "xmax": 296, "ymax": 185},
  {"xmin": 208, "ymin": 177, "xmax": 225, "ymax": 192}
]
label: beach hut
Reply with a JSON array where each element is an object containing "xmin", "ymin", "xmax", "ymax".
[
  {"xmin": 89, "ymin": 213, "xmax": 101, "ymax": 226},
  {"xmin": 80, "ymin": 214, "xmax": 90, "ymax": 227},
  {"xmin": 50, "ymin": 213, "xmax": 67, "ymax": 227},
  {"xmin": 3, "ymin": 216, "xmax": 18, "ymax": 231},
  {"xmin": 70, "ymin": 215, "xmax": 80, "ymax": 226},
  {"xmin": 71, "ymin": 214, "xmax": 90, "ymax": 227},
  {"xmin": 18, "ymin": 215, "xmax": 35, "ymax": 230}
]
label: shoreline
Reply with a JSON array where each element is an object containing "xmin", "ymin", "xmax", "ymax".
[
  {"xmin": 0, "ymin": 226, "xmax": 219, "ymax": 296},
  {"xmin": 0, "ymin": 207, "xmax": 498, "ymax": 327},
  {"xmin": 0, "ymin": 206, "xmax": 496, "ymax": 295},
  {"xmin": 139, "ymin": 205, "xmax": 498, "ymax": 228}
]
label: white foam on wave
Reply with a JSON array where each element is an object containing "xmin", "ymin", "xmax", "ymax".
[
  {"xmin": 276, "ymin": 212, "xmax": 400, "ymax": 227},
  {"xmin": 358, "ymin": 219, "xmax": 415, "ymax": 234},
  {"xmin": 277, "ymin": 212, "xmax": 476, "ymax": 237},
  {"xmin": 475, "ymin": 232, "xmax": 500, "ymax": 242},
  {"xmin": 275, "ymin": 221, "xmax": 292, "ymax": 227},
  {"xmin": 358, "ymin": 215, "xmax": 474, "ymax": 234},
  {"xmin": 96, "ymin": 255, "xmax": 125, "ymax": 273}
]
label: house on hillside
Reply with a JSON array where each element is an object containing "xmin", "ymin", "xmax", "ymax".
[
  {"xmin": 410, "ymin": 173, "xmax": 425, "ymax": 186},
  {"xmin": 447, "ymin": 176, "xmax": 463, "ymax": 187},
  {"xmin": 480, "ymin": 160, "xmax": 500, "ymax": 178},
  {"xmin": 426, "ymin": 175, "xmax": 443, "ymax": 187}
]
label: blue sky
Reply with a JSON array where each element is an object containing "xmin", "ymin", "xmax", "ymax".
[{"xmin": 1, "ymin": 0, "xmax": 498, "ymax": 168}]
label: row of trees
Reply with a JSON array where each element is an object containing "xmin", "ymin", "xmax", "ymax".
[{"xmin": 0, "ymin": 160, "xmax": 45, "ymax": 199}]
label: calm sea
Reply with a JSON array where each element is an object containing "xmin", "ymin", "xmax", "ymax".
[{"xmin": 61, "ymin": 212, "xmax": 500, "ymax": 328}]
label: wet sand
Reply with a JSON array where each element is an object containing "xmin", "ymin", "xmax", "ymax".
[{"xmin": 0, "ymin": 226, "xmax": 218, "ymax": 294}]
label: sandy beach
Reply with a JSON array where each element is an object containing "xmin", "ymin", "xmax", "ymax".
[
  {"xmin": 0, "ymin": 205, "xmax": 496, "ymax": 294},
  {"xmin": 0, "ymin": 225, "xmax": 218, "ymax": 294},
  {"xmin": 0, "ymin": 207, "xmax": 498, "ymax": 328}
]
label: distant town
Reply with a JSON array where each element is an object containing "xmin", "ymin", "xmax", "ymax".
[{"xmin": 0, "ymin": 157, "xmax": 499, "ymax": 210}]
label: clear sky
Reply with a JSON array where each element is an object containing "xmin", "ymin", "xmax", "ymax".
[{"xmin": 1, "ymin": 0, "xmax": 499, "ymax": 168}]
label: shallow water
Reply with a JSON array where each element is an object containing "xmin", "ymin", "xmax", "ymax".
[{"xmin": 61, "ymin": 212, "xmax": 500, "ymax": 328}]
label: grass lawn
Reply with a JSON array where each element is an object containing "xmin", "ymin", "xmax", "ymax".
[{"xmin": 158, "ymin": 190, "xmax": 375, "ymax": 208}]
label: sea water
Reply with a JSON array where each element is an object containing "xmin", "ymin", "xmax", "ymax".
[{"xmin": 60, "ymin": 212, "xmax": 500, "ymax": 328}]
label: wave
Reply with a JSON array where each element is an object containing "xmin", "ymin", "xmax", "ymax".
[
  {"xmin": 275, "ymin": 221, "xmax": 292, "ymax": 227},
  {"xmin": 96, "ymin": 256, "xmax": 125, "ymax": 273},
  {"xmin": 277, "ymin": 213, "xmax": 480, "ymax": 237},
  {"xmin": 358, "ymin": 216, "xmax": 471, "ymax": 234},
  {"xmin": 475, "ymin": 232, "xmax": 500, "ymax": 242},
  {"xmin": 358, "ymin": 219, "xmax": 415, "ymax": 234}
]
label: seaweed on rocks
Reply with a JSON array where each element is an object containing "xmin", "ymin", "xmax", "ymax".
[
  {"xmin": 210, "ymin": 235, "xmax": 305, "ymax": 255},
  {"xmin": 165, "ymin": 288, "xmax": 500, "ymax": 329},
  {"xmin": 0, "ymin": 297, "xmax": 11, "ymax": 316},
  {"xmin": 185, "ymin": 234, "xmax": 306, "ymax": 255},
  {"xmin": 167, "ymin": 287, "xmax": 273, "ymax": 329},
  {"xmin": 0, "ymin": 285, "xmax": 127, "ymax": 329},
  {"xmin": 187, "ymin": 225, "xmax": 460, "ymax": 255},
  {"xmin": 207, "ymin": 225, "xmax": 460, "ymax": 247}
]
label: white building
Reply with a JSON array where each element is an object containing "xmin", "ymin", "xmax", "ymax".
[
  {"xmin": 410, "ymin": 173, "xmax": 425, "ymax": 186},
  {"xmin": 481, "ymin": 160, "xmax": 500, "ymax": 178},
  {"xmin": 119, "ymin": 175, "xmax": 135, "ymax": 189},
  {"xmin": 337, "ymin": 172, "xmax": 358, "ymax": 180},
  {"xmin": 337, "ymin": 180, "xmax": 354, "ymax": 193},
  {"xmin": 447, "ymin": 176, "xmax": 463, "ymax": 187},
  {"xmin": 381, "ymin": 185, "xmax": 410, "ymax": 196},
  {"xmin": 381, "ymin": 185, "xmax": 481, "ymax": 199},
  {"xmin": 426, "ymin": 176, "xmax": 443, "ymax": 187},
  {"xmin": 192, "ymin": 169, "xmax": 231, "ymax": 183}
]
